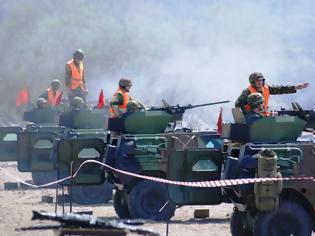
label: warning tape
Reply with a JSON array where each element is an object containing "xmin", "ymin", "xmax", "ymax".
[
  {"xmin": 84, "ymin": 160, "xmax": 314, "ymax": 187},
  {"xmin": 0, "ymin": 159, "xmax": 314, "ymax": 188},
  {"xmin": 0, "ymin": 169, "xmax": 72, "ymax": 188}
]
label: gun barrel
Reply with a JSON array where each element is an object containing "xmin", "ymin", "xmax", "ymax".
[{"xmin": 188, "ymin": 100, "xmax": 230, "ymax": 109}]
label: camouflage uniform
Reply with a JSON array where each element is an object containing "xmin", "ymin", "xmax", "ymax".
[
  {"xmin": 110, "ymin": 78, "xmax": 132, "ymax": 118},
  {"xmin": 235, "ymin": 85, "xmax": 296, "ymax": 114},
  {"xmin": 110, "ymin": 93, "xmax": 125, "ymax": 107}
]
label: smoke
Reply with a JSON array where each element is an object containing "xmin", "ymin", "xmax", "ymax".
[{"xmin": 1, "ymin": 0, "xmax": 315, "ymax": 127}]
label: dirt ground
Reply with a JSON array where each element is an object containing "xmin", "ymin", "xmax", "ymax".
[{"xmin": 0, "ymin": 162, "xmax": 233, "ymax": 236}]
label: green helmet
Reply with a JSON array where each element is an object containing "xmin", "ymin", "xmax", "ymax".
[
  {"xmin": 73, "ymin": 49, "xmax": 84, "ymax": 60},
  {"xmin": 249, "ymin": 72, "xmax": 265, "ymax": 87},
  {"xmin": 126, "ymin": 100, "xmax": 141, "ymax": 112},
  {"xmin": 71, "ymin": 96, "xmax": 84, "ymax": 110},
  {"xmin": 37, "ymin": 98, "xmax": 48, "ymax": 108},
  {"xmin": 119, "ymin": 78, "xmax": 132, "ymax": 88},
  {"xmin": 51, "ymin": 79, "xmax": 61, "ymax": 91},
  {"xmin": 247, "ymin": 93, "xmax": 264, "ymax": 109}
]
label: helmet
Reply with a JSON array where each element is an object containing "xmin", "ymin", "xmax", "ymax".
[
  {"xmin": 71, "ymin": 96, "xmax": 84, "ymax": 110},
  {"xmin": 119, "ymin": 78, "xmax": 132, "ymax": 88},
  {"xmin": 247, "ymin": 93, "xmax": 264, "ymax": 109},
  {"xmin": 249, "ymin": 72, "xmax": 265, "ymax": 86},
  {"xmin": 126, "ymin": 100, "xmax": 141, "ymax": 112},
  {"xmin": 73, "ymin": 49, "xmax": 84, "ymax": 60},
  {"xmin": 36, "ymin": 98, "xmax": 48, "ymax": 108},
  {"xmin": 51, "ymin": 79, "xmax": 61, "ymax": 91}
]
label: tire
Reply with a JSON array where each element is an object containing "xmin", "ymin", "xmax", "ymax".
[
  {"xmin": 128, "ymin": 180, "xmax": 176, "ymax": 221},
  {"xmin": 254, "ymin": 199, "xmax": 313, "ymax": 236},
  {"xmin": 32, "ymin": 171, "xmax": 57, "ymax": 187},
  {"xmin": 113, "ymin": 190, "xmax": 131, "ymax": 219},
  {"xmin": 68, "ymin": 182, "xmax": 113, "ymax": 205},
  {"xmin": 230, "ymin": 208, "xmax": 252, "ymax": 236}
]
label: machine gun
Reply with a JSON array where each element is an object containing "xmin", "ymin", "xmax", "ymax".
[
  {"xmin": 276, "ymin": 102, "xmax": 315, "ymax": 130},
  {"xmin": 108, "ymin": 100, "xmax": 230, "ymax": 134},
  {"xmin": 17, "ymin": 210, "xmax": 159, "ymax": 236},
  {"xmin": 149, "ymin": 100, "xmax": 230, "ymax": 114}
]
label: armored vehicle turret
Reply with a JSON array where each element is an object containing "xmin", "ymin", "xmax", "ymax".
[{"xmin": 108, "ymin": 100, "xmax": 229, "ymax": 134}]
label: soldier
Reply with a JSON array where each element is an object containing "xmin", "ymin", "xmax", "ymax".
[
  {"xmin": 36, "ymin": 98, "xmax": 49, "ymax": 109},
  {"xmin": 244, "ymin": 93, "xmax": 265, "ymax": 124},
  {"xmin": 59, "ymin": 97, "xmax": 85, "ymax": 128},
  {"xmin": 39, "ymin": 80, "xmax": 62, "ymax": 106},
  {"xmin": 235, "ymin": 72, "xmax": 309, "ymax": 115},
  {"xmin": 126, "ymin": 99, "xmax": 147, "ymax": 112},
  {"xmin": 65, "ymin": 49, "xmax": 87, "ymax": 104},
  {"xmin": 109, "ymin": 78, "xmax": 132, "ymax": 118},
  {"xmin": 70, "ymin": 96, "xmax": 85, "ymax": 110}
]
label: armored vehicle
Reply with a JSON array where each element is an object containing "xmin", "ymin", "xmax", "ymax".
[
  {"xmin": 219, "ymin": 105, "xmax": 315, "ymax": 236},
  {"xmin": 0, "ymin": 105, "xmax": 113, "ymax": 205},
  {"xmin": 99, "ymin": 101, "xmax": 228, "ymax": 220}
]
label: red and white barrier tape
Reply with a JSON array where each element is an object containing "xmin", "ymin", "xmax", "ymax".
[
  {"xmin": 0, "ymin": 169, "xmax": 72, "ymax": 188},
  {"xmin": 84, "ymin": 160, "xmax": 314, "ymax": 187},
  {"xmin": 0, "ymin": 159, "xmax": 314, "ymax": 188}
]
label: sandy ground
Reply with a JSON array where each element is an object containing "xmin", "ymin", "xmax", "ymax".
[{"xmin": 0, "ymin": 162, "xmax": 233, "ymax": 236}]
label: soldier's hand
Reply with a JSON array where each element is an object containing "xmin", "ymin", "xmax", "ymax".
[{"xmin": 295, "ymin": 83, "xmax": 309, "ymax": 90}]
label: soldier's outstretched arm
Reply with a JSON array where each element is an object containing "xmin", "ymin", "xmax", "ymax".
[{"xmin": 268, "ymin": 85, "xmax": 297, "ymax": 95}]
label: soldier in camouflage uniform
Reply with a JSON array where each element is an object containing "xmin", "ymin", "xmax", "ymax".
[
  {"xmin": 65, "ymin": 49, "xmax": 87, "ymax": 104},
  {"xmin": 235, "ymin": 72, "xmax": 309, "ymax": 115},
  {"xmin": 244, "ymin": 93, "xmax": 265, "ymax": 124},
  {"xmin": 109, "ymin": 78, "xmax": 132, "ymax": 118},
  {"xmin": 39, "ymin": 80, "xmax": 62, "ymax": 106}
]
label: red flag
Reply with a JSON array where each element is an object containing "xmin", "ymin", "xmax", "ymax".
[
  {"xmin": 55, "ymin": 91, "xmax": 63, "ymax": 106},
  {"xmin": 216, "ymin": 107, "xmax": 223, "ymax": 134},
  {"xmin": 15, "ymin": 87, "xmax": 29, "ymax": 107},
  {"xmin": 97, "ymin": 89, "xmax": 105, "ymax": 109}
]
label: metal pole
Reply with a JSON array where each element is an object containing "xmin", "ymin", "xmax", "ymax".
[
  {"xmin": 70, "ymin": 161, "xmax": 74, "ymax": 213},
  {"xmin": 54, "ymin": 183, "xmax": 58, "ymax": 214}
]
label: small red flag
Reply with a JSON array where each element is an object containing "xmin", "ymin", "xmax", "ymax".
[
  {"xmin": 97, "ymin": 89, "xmax": 105, "ymax": 109},
  {"xmin": 55, "ymin": 91, "xmax": 63, "ymax": 106},
  {"xmin": 15, "ymin": 87, "xmax": 29, "ymax": 107},
  {"xmin": 216, "ymin": 107, "xmax": 223, "ymax": 134}
]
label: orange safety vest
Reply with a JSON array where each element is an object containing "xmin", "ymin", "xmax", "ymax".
[
  {"xmin": 109, "ymin": 88, "xmax": 130, "ymax": 118},
  {"xmin": 47, "ymin": 88, "xmax": 62, "ymax": 106},
  {"xmin": 67, "ymin": 59, "xmax": 84, "ymax": 90},
  {"xmin": 247, "ymin": 85, "xmax": 270, "ymax": 116}
]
